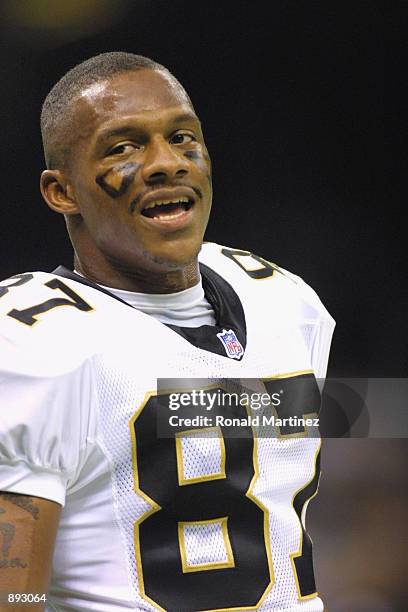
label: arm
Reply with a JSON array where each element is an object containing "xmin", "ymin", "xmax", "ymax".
[{"xmin": 0, "ymin": 492, "xmax": 61, "ymax": 611}]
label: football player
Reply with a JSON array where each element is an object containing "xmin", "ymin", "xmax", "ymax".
[{"xmin": 0, "ymin": 52, "xmax": 335, "ymax": 611}]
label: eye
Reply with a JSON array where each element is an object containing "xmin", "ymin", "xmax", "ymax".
[
  {"xmin": 170, "ymin": 133, "xmax": 195, "ymax": 145},
  {"xmin": 106, "ymin": 142, "xmax": 139, "ymax": 156}
]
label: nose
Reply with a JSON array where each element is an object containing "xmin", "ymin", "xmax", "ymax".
[{"xmin": 142, "ymin": 136, "xmax": 189, "ymax": 184}]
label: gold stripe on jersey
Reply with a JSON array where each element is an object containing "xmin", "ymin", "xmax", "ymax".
[
  {"xmin": 262, "ymin": 368, "xmax": 314, "ymax": 380},
  {"xmin": 290, "ymin": 440, "xmax": 322, "ymax": 602},
  {"xmin": 130, "ymin": 390, "xmax": 166, "ymax": 612}
]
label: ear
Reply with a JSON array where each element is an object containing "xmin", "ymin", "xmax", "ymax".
[{"xmin": 40, "ymin": 170, "xmax": 79, "ymax": 215}]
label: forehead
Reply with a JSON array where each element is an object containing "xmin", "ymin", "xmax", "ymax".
[{"xmin": 71, "ymin": 69, "xmax": 195, "ymax": 138}]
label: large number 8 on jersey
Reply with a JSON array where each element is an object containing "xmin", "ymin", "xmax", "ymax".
[{"xmin": 130, "ymin": 394, "xmax": 273, "ymax": 611}]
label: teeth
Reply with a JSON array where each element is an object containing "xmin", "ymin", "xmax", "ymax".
[
  {"xmin": 153, "ymin": 210, "xmax": 186, "ymax": 220},
  {"xmin": 144, "ymin": 197, "xmax": 189, "ymax": 210}
]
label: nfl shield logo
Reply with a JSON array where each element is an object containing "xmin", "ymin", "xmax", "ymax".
[{"xmin": 216, "ymin": 328, "xmax": 244, "ymax": 359}]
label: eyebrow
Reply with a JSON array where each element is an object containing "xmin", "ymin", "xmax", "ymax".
[
  {"xmin": 96, "ymin": 126, "xmax": 136, "ymax": 145},
  {"xmin": 172, "ymin": 111, "xmax": 200, "ymax": 125},
  {"xmin": 95, "ymin": 112, "xmax": 200, "ymax": 146}
]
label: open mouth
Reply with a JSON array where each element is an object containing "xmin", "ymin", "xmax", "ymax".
[{"xmin": 141, "ymin": 197, "xmax": 194, "ymax": 220}]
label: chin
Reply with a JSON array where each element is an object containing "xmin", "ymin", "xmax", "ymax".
[{"xmin": 144, "ymin": 235, "xmax": 202, "ymax": 269}]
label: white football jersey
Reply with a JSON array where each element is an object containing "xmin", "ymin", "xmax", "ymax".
[{"xmin": 0, "ymin": 243, "xmax": 335, "ymax": 612}]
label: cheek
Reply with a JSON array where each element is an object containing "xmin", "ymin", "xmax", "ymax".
[
  {"xmin": 184, "ymin": 150, "xmax": 212, "ymax": 184},
  {"xmin": 95, "ymin": 162, "xmax": 140, "ymax": 198},
  {"xmin": 184, "ymin": 150, "xmax": 201, "ymax": 161}
]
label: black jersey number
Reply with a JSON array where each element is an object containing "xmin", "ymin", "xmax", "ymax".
[
  {"xmin": 131, "ymin": 394, "xmax": 273, "ymax": 611},
  {"xmin": 221, "ymin": 248, "xmax": 280, "ymax": 280},
  {"xmin": 0, "ymin": 275, "xmax": 92, "ymax": 325},
  {"xmin": 0, "ymin": 273, "xmax": 34, "ymax": 298},
  {"xmin": 262, "ymin": 375, "xmax": 321, "ymax": 600},
  {"xmin": 130, "ymin": 381, "xmax": 320, "ymax": 611}
]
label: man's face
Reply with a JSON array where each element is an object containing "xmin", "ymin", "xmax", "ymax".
[{"xmin": 65, "ymin": 69, "xmax": 212, "ymax": 276}]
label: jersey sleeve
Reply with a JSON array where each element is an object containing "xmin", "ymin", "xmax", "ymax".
[
  {"xmin": 200, "ymin": 243, "xmax": 336, "ymax": 380},
  {"xmin": 299, "ymin": 278, "xmax": 335, "ymax": 380},
  {"xmin": 308, "ymin": 305, "xmax": 335, "ymax": 380},
  {"xmin": 0, "ymin": 336, "xmax": 96, "ymax": 507},
  {"xmin": 281, "ymin": 269, "xmax": 336, "ymax": 380}
]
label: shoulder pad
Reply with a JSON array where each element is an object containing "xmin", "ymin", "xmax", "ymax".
[
  {"xmin": 0, "ymin": 271, "xmax": 99, "ymax": 373},
  {"xmin": 200, "ymin": 242, "xmax": 288, "ymax": 282}
]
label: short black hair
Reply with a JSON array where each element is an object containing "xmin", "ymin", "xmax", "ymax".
[{"xmin": 41, "ymin": 52, "xmax": 181, "ymax": 169}]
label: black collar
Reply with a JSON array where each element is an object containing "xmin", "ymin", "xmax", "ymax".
[{"xmin": 52, "ymin": 264, "xmax": 247, "ymax": 360}]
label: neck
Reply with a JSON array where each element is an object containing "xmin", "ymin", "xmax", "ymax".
[
  {"xmin": 67, "ymin": 218, "xmax": 201, "ymax": 293},
  {"xmin": 73, "ymin": 253, "xmax": 200, "ymax": 294}
]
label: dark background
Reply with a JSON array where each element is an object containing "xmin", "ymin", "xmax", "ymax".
[
  {"xmin": 0, "ymin": 0, "xmax": 399, "ymax": 377},
  {"xmin": 0, "ymin": 2, "xmax": 404, "ymax": 610}
]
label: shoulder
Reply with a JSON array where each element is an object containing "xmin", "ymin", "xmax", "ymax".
[
  {"xmin": 0, "ymin": 270, "xmax": 105, "ymax": 375},
  {"xmin": 199, "ymin": 242, "xmax": 282, "ymax": 280},
  {"xmin": 199, "ymin": 242, "xmax": 334, "ymax": 324}
]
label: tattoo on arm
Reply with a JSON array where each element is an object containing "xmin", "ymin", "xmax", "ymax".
[
  {"xmin": 0, "ymin": 507, "xmax": 27, "ymax": 569},
  {"xmin": 0, "ymin": 508, "xmax": 14, "ymax": 557},
  {"xmin": 0, "ymin": 493, "xmax": 39, "ymax": 520}
]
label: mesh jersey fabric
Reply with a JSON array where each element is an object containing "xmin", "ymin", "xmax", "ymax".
[{"xmin": 0, "ymin": 242, "xmax": 335, "ymax": 611}]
